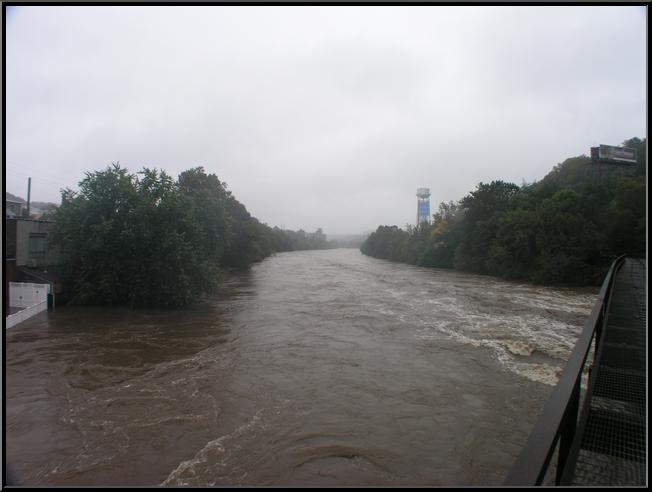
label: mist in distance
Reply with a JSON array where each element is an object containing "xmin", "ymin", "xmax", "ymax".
[{"xmin": 5, "ymin": 6, "xmax": 646, "ymax": 235}]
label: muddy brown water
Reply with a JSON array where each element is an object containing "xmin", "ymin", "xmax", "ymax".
[{"xmin": 5, "ymin": 249, "xmax": 597, "ymax": 486}]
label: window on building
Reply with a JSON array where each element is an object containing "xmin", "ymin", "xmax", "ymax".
[{"xmin": 29, "ymin": 234, "xmax": 47, "ymax": 257}]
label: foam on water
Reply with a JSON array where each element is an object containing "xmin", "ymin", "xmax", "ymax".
[
  {"xmin": 160, "ymin": 410, "xmax": 265, "ymax": 486},
  {"xmin": 161, "ymin": 398, "xmax": 290, "ymax": 487},
  {"xmin": 384, "ymin": 274, "xmax": 595, "ymax": 386}
]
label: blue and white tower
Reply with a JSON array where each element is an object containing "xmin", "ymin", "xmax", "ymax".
[{"xmin": 416, "ymin": 187, "xmax": 431, "ymax": 225}]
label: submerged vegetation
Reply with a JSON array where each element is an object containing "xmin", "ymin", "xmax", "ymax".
[
  {"xmin": 51, "ymin": 165, "xmax": 335, "ymax": 306},
  {"xmin": 361, "ymin": 138, "xmax": 646, "ymax": 286}
]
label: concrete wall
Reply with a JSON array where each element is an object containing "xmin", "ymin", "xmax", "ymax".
[{"xmin": 12, "ymin": 219, "xmax": 59, "ymax": 267}]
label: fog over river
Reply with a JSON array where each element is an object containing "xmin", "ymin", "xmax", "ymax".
[{"xmin": 5, "ymin": 249, "xmax": 597, "ymax": 485}]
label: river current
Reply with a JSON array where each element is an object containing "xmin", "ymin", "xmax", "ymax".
[{"xmin": 5, "ymin": 249, "xmax": 597, "ymax": 485}]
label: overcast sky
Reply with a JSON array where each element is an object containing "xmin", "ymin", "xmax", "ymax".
[{"xmin": 5, "ymin": 6, "xmax": 646, "ymax": 235}]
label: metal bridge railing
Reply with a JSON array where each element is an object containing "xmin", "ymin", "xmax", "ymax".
[{"xmin": 504, "ymin": 255, "xmax": 626, "ymax": 486}]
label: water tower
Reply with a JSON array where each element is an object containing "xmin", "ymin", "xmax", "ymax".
[{"xmin": 416, "ymin": 187, "xmax": 431, "ymax": 225}]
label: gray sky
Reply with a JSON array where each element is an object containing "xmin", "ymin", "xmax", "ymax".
[{"xmin": 5, "ymin": 6, "xmax": 646, "ymax": 235}]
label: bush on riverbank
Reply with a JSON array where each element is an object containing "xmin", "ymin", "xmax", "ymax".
[
  {"xmin": 51, "ymin": 165, "xmax": 334, "ymax": 306},
  {"xmin": 361, "ymin": 138, "xmax": 646, "ymax": 286}
]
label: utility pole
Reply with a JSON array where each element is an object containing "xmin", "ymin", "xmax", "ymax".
[{"xmin": 26, "ymin": 177, "xmax": 32, "ymax": 218}]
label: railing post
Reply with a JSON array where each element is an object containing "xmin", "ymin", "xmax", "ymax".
[
  {"xmin": 594, "ymin": 308, "xmax": 603, "ymax": 362},
  {"xmin": 556, "ymin": 379, "xmax": 580, "ymax": 484},
  {"xmin": 504, "ymin": 256, "xmax": 626, "ymax": 486}
]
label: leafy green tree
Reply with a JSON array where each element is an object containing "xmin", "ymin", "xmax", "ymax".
[
  {"xmin": 51, "ymin": 164, "xmax": 217, "ymax": 306},
  {"xmin": 532, "ymin": 189, "xmax": 604, "ymax": 284},
  {"xmin": 487, "ymin": 207, "xmax": 539, "ymax": 279},
  {"xmin": 360, "ymin": 225, "xmax": 410, "ymax": 261},
  {"xmin": 606, "ymin": 176, "xmax": 646, "ymax": 256},
  {"xmin": 454, "ymin": 181, "xmax": 520, "ymax": 274},
  {"xmin": 177, "ymin": 167, "xmax": 231, "ymax": 264},
  {"xmin": 266, "ymin": 226, "xmax": 338, "ymax": 252}
]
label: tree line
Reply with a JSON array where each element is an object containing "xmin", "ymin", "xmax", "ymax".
[
  {"xmin": 50, "ymin": 165, "xmax": 335, "ymax": 307},
  {"xmin": 361, "ymin": 138, "xmax": 646, "ymax": 286}
]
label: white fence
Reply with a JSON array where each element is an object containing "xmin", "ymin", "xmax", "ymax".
[{"xmin": 6, "ymin": 282, "xmax": 50, "ymax": 329}]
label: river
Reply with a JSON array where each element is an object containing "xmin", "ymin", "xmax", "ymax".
[{"xmin": 4, "ymin": 248, "xmax": 597, "ymax": 486}]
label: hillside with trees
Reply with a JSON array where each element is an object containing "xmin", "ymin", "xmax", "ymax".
[
  {"xmin": 361, "ymin": 138, "xmax": 646, "ymax": 286},
  {"xmin": 5, "ymin": 191, "xmax": 58, "ymax": 218},
  {"xmin": 50, "ymin": 165, "xmax": 335, "ymax": 307}
]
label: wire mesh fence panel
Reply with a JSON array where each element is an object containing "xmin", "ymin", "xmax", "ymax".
[{"xmin": 571, "ymin": 258, "xmax": 646, "ymax": 486}]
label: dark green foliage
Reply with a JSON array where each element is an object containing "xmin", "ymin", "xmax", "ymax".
[
  {"xmin": 451, "ymin": 181, "xmax": 519, "ymax": 274},
  {"xmin": 220, "ymin": 190, "xmax": 269, "ymax": 269},
  {"xmin": 177, "ymin": 167, "xmax": 231, "ymax": 264},
  {"xmin": 532, "ymin": 189, "xmax": 605, "ymax": 284},
  {"xmin": 50, "ymin": 164, "xmax": 335, "ymax": 307},
  {"xmin": 361, "ymin": 138, "xmax": 646, "ymax": 286},
  {"xmin": 51, "ymin": 165, "xmax": 216, "ymax": 306},
  {"xmin": 268, "ymin": 227, "xmax": 338, "ymax": 252},
  {"xmin": 487, "ymin": 208, "xmax": 538, "ymax": 279},
  {"xmin": 360, "ymin": 225, "xmax": 410, "ymax": 261},
  {"xmin": 606, "ymin": 176, "xmax": 646, "ymax": 257}
]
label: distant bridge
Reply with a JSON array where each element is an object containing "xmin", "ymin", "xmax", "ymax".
[{"xmin": 505, "ymin": 256, "xmax": 646, "ymax": 486}]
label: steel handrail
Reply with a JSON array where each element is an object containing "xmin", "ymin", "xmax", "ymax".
[{"xmin": 504, "ymin": 255, "xmax": 626, "ymax": 486}]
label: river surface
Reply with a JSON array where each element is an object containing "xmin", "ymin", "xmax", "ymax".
[{"xmin": 5, "ymin": 249, "xmax": 597, "ymax": 486}]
